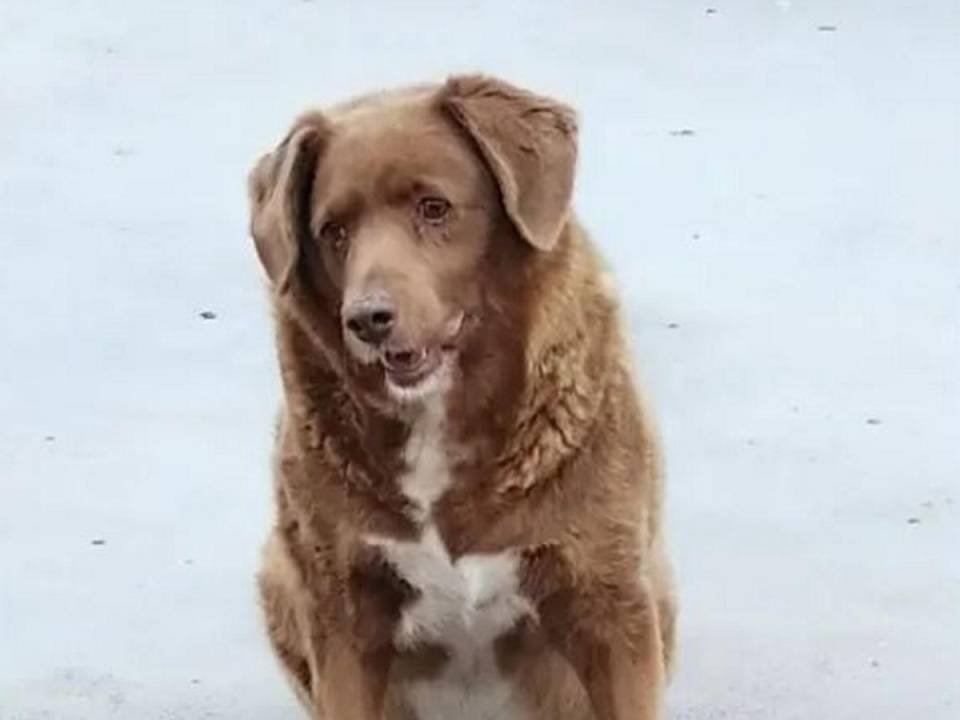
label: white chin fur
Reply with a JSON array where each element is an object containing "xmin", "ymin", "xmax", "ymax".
[{"xmin": 386, "ymin": 356, "xmax": 453, "ymax": 404}]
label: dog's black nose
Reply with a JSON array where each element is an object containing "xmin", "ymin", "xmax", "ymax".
[{"xmin": 343, "ymin": 296, "xmax": 396, "ymax": 346}]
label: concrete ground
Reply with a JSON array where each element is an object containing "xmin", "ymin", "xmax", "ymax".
[{"xmin": 1, "ymin": 1, "xmax": 958, "ymax": 718}]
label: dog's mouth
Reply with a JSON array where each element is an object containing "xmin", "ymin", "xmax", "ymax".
[
  {"xmin": 381, "ymin": 346, "xmax": 445, "ymax": 388},
  {"xmin": 379, "ymin": 312, "xmax": 466, "ymax": 396}
]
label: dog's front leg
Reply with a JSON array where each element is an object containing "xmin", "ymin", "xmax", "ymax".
[
  {"xmin": 523, "ymin": 547, "xmax": 666, "ymax": 720},
  {"xmin": 313, "ymin": 541, "xmax": 409, "ymax": 720},
  {"xmin": 318, "ymin": 635, "xmax": 391, "ymax": 720},
  {"xmin": 560, "ymin": 612, "xmax": 665, "ymax": 720}
]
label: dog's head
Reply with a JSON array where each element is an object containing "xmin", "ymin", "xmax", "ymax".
[{"xmin": 248, "ymin": 76, "xmax": 577, "ymax": 406}]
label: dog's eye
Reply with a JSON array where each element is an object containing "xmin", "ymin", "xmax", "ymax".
[
  {"xmin": 418, "ymin": 197, "xmax": 451, "ymax": 223},
  {"xmin": 319, "ymin": 221, "xmax": 348, "ymax": 249}
]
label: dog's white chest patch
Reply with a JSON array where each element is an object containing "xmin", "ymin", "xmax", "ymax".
[
  {"xmin": 364, "ymin": 400, "xmax": 533, "ymax": 720},
  {"xmin": 371, "ymin": 527, "xmax": 531, "ymax": 651}
]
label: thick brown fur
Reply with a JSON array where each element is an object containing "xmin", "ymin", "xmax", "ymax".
[{"xmin": 249, "ymin": 75, "xmax": 676, "ymax": 720}]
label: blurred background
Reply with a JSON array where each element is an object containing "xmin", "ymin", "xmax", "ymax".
[{"xmin": 1, "ymin": 1, "xmax": 958, "ymax": 718}]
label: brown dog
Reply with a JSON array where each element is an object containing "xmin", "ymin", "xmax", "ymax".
[{"xmin": 248, "ymin": 75, "xmax": 676, "ymax": 720}]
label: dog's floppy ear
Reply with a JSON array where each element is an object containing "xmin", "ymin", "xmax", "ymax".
[
  {"xmin": 442, "ymin": 75, "xmax": 578, "ymax": 251},
  {"xmin": 247, "ymin": 113, "xmax": 327, "ymax": 293}
]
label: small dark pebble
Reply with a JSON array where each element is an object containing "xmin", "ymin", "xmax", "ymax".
[
  {"xmin": 921, "ymin": 501, "xmax": 934, "ymax": 509},
  {"xmin": 91, "ymin": 539, "xmax": 107, "ymax": 546},
  {"xmin": 866, "ymin": 417, "xmax": 882, "ymax": 425},
  {"xmin": 670, "ymin": 129, "xmax": 696, "ymax": 137},
  {"xmin": 692, "ymin": 233, "xmax": 700, "ymax": 240},
  {"xmin": 199, "ymin": 310, "xmax": 217, "ymax": 320},
  {"xmin": 191, "ymin": 678, "xmax": 200, "ymax": 685},
  {"xmin": 870, "ymin": 659, "xmax": 880, "ymax": 668},
  {"xmin": 746, "ymin": 439, "xmax": 757, "ymax": 447},
  {"xmin": 667, "ymin": 322, "xmax": 679, "ymax": 329},
  {"xmin": 817, "ymin": 25, "xmax": 837, "ymax": 32},
  {"xmin": 706, "ymin": 8, "xmax": 717, "ymax": 15},
  {"xmin": 44, "ymin": 435, "xmax": 56, "ymax": 442},
  {"xmin": 906, "ymin": 517, "xmax": 921, "ymax": 525},
  {"xmin": 184, "ymin": 559, "xmax": 194, "ymax": 565}
]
